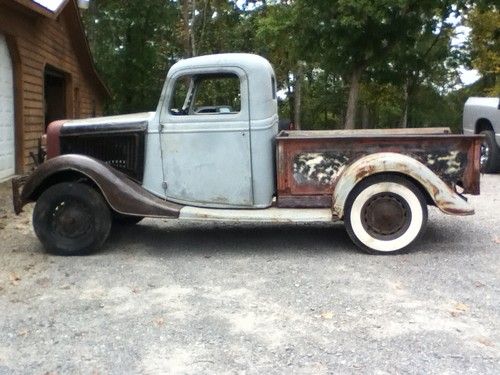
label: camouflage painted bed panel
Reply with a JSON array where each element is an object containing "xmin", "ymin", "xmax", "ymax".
[{"xmin": 293, "ymin": 149, "xmax": 468, "ymax": 187}]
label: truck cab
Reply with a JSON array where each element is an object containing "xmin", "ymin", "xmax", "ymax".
[{"xmin": 147, "ymin": 54, "xmax": 278, "ymax": 208}]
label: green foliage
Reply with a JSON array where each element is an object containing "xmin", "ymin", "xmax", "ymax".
[
  {"xmin": 82, "ymin": 0, "xmax": 181, "ymax": 114},
  {"xmin": 466, "ymin": 5, "xmax": 500, "ymax": 95},
  {"xmin": 80, "ymin": 0, "xmax": 493, "ymax": 131}
]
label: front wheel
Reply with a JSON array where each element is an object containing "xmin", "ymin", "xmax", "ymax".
[
  {"xmin": 33, "ymin": 182, "xmax": 111, "ymax": 256},
  {"xmin": 344, "ymin": 175, "xmax": 428, "ymax": 255}
]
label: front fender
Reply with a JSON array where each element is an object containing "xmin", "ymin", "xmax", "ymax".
[
  {"xmin": 332, "ymin": 152, "xmax": 474, "ymax": 218},
  {"xmin": 16, "ymin": 154, "xmax": 181, "ymax": 218}
]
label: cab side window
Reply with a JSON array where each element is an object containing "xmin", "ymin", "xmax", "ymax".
[
  {"xmin": 170, "ymin": 76, "xmax": 192, "ymax": 115},
  {"xmin": 169, "ymin": 73, "xmax": 241, "ymax": 115}
]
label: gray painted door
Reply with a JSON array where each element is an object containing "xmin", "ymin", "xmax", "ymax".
[
  {"xmin": 0, "ymin": 34, "xmax": 14, "ymax": 180},
  {"xmin": 160, "ymin": 70, "xmax": 253, "ymax": 207}
]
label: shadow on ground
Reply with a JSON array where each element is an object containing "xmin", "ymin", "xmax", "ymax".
[{"xmin": 104, "ymin": 221, "xmax": 354, "ymax": 257}]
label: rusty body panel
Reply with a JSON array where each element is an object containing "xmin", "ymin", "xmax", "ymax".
[
  {"xmin": 46, "ymin": 115, "xmax": 149, "ymax": 182},
  {"xmin": 332, "ymin": 152, "xmax": 475, "ymax": 217},
  {"xmin": 14, "ymin": 154, "xmax": 182, "ymax": 218},
  {"xmin": 46, "ymin": 120, "xmax": 66, "ymax": 159},
  {"xmin": 276, "ymin": 130, "xmax": 482, "ymax": 213}
]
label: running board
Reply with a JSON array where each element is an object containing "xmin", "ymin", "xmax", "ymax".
[{"xmin": 179, "ymin": 206, "xmax": 334, "ymax": 223}]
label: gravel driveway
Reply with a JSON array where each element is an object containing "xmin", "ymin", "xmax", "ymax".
[{"xmin": 0, "ymin": 175, "xmax": 498, "ymax": 374}]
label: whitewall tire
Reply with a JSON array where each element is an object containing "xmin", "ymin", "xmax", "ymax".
[{"xmin": 344, "ymin": 174, "xmax": 428, "ymax": 254}]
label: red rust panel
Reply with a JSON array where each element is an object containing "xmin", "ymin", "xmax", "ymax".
[{"xmin": 46, "ymin": 120, "xmax": 66, "ymax": 159}]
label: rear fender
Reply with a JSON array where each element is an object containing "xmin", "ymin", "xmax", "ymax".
[
  {"xmin": 332, "ymin": 152, "xmax": 474, "ymax": 218},
  {"xmin": 16, "ymin": 154, "xmax": 181, "ymax": 217}
]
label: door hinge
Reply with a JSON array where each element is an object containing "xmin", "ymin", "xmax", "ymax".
[{"xmin": 162, "ymin": 181, "xmax": 168, "ymax": 190}]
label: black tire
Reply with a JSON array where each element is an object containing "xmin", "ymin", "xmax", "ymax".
[
  {"xmin": 344, "ymin": 174, "xmax": 428, "ymax": 255},
  {"xmin": 33, "ymin": 182, "xmax": 111, "ymax": 256},
  {"xmin": 480, "ymin": 130, "xmax": 500, "ymax": 173},
  {"xmin": 113, "ymin": 212, "xmax": 144, "ymax": 226}
]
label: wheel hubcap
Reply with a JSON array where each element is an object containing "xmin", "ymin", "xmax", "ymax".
[
  {"xmin": 361, "ymin": 193, "xmax": 411, "ymax": 240},
  {"xmin": 480, "ymin": 140, "xmax": 490, "ymax": 169},
  {"xmin": 52, "ymin": 201, "xmax": 92, "ymax": 239}
]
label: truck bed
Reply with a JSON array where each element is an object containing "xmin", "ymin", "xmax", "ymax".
[{"xmin": 276, "ymin": 128, "xmax": 482, "ymax": 208}]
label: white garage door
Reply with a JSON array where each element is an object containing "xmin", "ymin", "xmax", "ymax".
[{"xmin": 0, "ymin": 34, "xmax": 15, "ymax": 180}]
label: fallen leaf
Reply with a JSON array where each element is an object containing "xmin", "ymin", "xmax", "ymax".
[
  {"xmin": 17, "ymin": 329, "xmax": 28, "ymax": 337},
  {"xmin": 153, "ymin": 317, "xmax": 165, "ymax": 327},
  {"xmin": 450, "ymin": 302, "xmax": 469, "ymax": 317},
  {"xmin": 454, "ymin": 303, "xmax": 469, "ymax": 312},
  {"xmin": 9, "ymin": 272, "xmax": 21, "ymax": 286},
  {"xmin": 320, "ymin": 311, "xmax": 334, "ymax": 320},
  {"xmin": 477, "ymin": 337, "xmax": 495, "ymax": 347},
  {"xmin": 474, "ymin": 281, "xmax": 485, "ymax": 288}
]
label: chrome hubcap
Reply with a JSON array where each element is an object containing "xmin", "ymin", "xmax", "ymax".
[{"xmin": 480, "ymin": 140, "xmax": 490, "ymax": 169}]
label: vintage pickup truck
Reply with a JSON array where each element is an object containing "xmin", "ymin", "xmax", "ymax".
[{"xmin": 12, "ymin": 54, "xmax": 482, "ymax": 255}]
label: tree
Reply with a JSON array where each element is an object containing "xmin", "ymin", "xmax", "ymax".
[
  {"xmin": 295, "ymin": 0, "xmax": 468, "ymax": 129},
  {"xmin": 369, "ymin": 4, "xmax": 465, "ymax": 128},
  {"xmin": 467, "ymin": 5, "xmax": 500, "ymax": 95},
  {"xmin": 82, "ymin": 0, "xmax": 181, "ymax": 114},
  {"xmin": 254, "ymin": 2, "xmax": 303, "ymax": 126},
  {"xmin": 80, "ymin": 0, "xmax": 472, "ymax": 132}
]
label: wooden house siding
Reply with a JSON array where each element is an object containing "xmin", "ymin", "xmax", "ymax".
[{"xmin": 0, "ymin": 0, "xmax": 108, "ymax": 174}]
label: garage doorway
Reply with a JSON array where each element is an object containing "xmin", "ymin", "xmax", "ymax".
[
  {"xmin": 0, "ymin": 34, "xmax": 15, "ymax": 180},
  {"xmin": 44, "ymin": 66, "xmax": 67, "ymax": 129}
]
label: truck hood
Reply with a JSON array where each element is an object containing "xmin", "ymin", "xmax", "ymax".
[
  {"xmin": 63, "ymin": 112, "xmax": 154, "ymax": 128},
  {"xmin": 465, "ymin": 97, "xmax": 500, "ymax": 109},
  {"xmin": 58, "ymin": 112, "xmax": 154, "ymax": 136}
]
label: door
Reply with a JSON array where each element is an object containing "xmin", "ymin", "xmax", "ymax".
[
  {"xmin": 0, "ymin": 34, "xmax": 15, "ymax": 180},
  {"xmin": 160, "ymin": 68, "xmax": 253, "ymax": 207},
  {"xmin": 44, "ymin": 66, "xmax": 67, "ymax": 129}
]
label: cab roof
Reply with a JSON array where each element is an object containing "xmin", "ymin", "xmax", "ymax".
[{"xmin": 169, "ymin": 53, "xmax": 274, "ymax": 77}]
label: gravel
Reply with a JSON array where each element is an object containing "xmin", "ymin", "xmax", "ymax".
[{"xmin": 0, "ymin": 175, "xmax": 498, "ymax": 374}]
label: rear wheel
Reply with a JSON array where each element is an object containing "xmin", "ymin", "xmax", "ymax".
[
  {"xmin": 344, "ymin": 175, "xmax": 428, "ymax": 255},
  {"xmin": 480, "ymin": 130, "xmax": 500, "ymax": 173},
  {"xmin": 33, "ymin": 182, "xmax": 111, "ymax": 256}
]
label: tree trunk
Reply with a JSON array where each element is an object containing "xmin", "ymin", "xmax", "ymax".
[
  {"xmin": 190, "ymin": 0, "xmax": 197, "ymax": 57},
  {"xmin": 294, "ymin": 63, "xmax": 304, "ymax": 130},
  {"xmin": 361, "ymin": 104, "xmax": 370, "ymax": 129},
  {"xmin": 344, "ymin": 67, "xmax": 362, "ymax": 130},
  {"xmin": 180, "ymin": 0, "xmax": 191, "ymax": 57},
  {"xmin": 324, "ymin": 71, "xmax": 329, "ymax": 126},
  {"xmin": 286, "ymin": 73, "xmax": 294, "ymax": 124},
  {"xmin": 180, "ymin": 0, "xmax": 196, "ymax": 57},
  {"xmin": 400, "ymin": 80, "xmax": 409, "ymax": 128}
]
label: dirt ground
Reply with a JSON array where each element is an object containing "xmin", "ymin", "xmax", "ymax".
[{"xmin": 0, "ymin": 176, "xmax": 498, "ymax": 374}]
